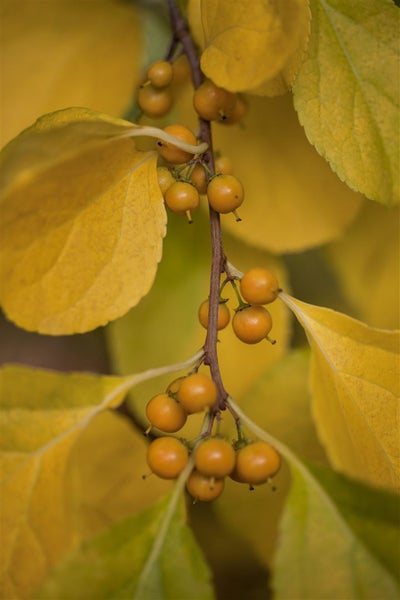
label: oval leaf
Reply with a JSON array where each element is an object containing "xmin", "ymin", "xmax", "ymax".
[
  {"xmin": 280, "ymin": 293, "xmax": 400, "ymax": 492},
  {"xmin": 274, "ymin": 462, "xmax": 400, "ymax": 599},
  {"xmin": 230, "ymin": 401, "xmax": 400, "ymax": 600},
  {"xmin": 0, "ymin": 108, "xmax": 167, "ymax": 334},
  {"xmin": 199, "ymin": 0, "xmax": 311, "ymax": 94},
  {"xmin": 293, "ymin": 0, "xmax": 400, "ymax": 204}
]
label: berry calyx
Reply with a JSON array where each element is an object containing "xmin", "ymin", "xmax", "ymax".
[
  {"xmin": 232, "ymin": 441, "xmax": 281, "ymax": 485},
  {"xmin": 232, "ymin": 305, "xmax": 273, "ymax": 344},
  {"xmin": 146, "ymin": 392, "xmax": 187, "ymax": 433},
  {"xmin": 164, "ymin": 181, "xmax": 200, "ymax": 220},
  {"xmin": 186, "ymin": 470, "xmax": 225, "ymax": 501},
  {"xmin": 157, "ymin": 124, "xmax": 198, "ymax": 164},
  {"xmin": 240, "ymin": 268, "xmax": 280, "ymax": 305},
  {"xmin": 194, "ymin": 437, "xmax": 236, "ymax": 478},
  {"xmin": 193, "ymin": 79, "xmax": 237, "ymax": 122},
  {"xmin": 207, "ymin": 174, "xmax": 244, "ymax": 214},
  {"xmin": 146, "ymin": 60, "xmax": 174, "ymax": 88},
  {"xmin": 146, "ymin": 437, "xmax": 189, "ymax": 479},
  {"xmin": 137, "ymin": 85, "xmax": 173, "ymax": 118},
  {"xmin": 177, "ymin": 372, "xmax": 218, "ymax": 414}
]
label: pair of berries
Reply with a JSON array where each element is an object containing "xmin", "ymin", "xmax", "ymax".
[
  {"xmin": 198, "ymin": 268, "xmax": 280, "ymax": 344},
  {"xmin": 146, "ymin": 435, "xmax": 281, "ymax": 502},
  {"xmin": 146, "ymin": 372, "xmax": 218, "ymax": 434},
  {"xmin": 137, "ymin": 56, "xmax": 190, "ymax": 118},
  {"xmin": 233, "ymin": 267, "xmax": 280, "ymax": 344}
]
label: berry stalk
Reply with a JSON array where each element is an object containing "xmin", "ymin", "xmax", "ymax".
[{"xmin": 166, "ymin": 0, "xmax": 228, "ymax": 409}]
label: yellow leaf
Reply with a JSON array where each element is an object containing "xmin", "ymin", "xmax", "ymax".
[
  {"xmin": 0, "ymin": 108, "xmax": 167, "ymax": 334},
  {"xmin": 280, "ymin": 293, "xmax": 400, "ymax": 492},
  {"xmin": 212, "ymin": 94, "xmax": 363, "ymax": 252},
  {"xmin": 293, "ymin": 0, "xmax": 400, "ymax": 204},
  {"xmin": 198, "ymin": 0, "xmax": 311, "ymax": 94},
  {"xmin": 326, "ymin": 202, "xmax": 400, "ymax": 329},
  {"xmin": 0, "ymin": 356, "xmax": 199, "ymax": 599},
  {"xmin": 0, "ymin": 0, "xmax": 143, "ymax": 146}
]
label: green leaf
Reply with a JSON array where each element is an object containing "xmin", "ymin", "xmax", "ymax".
[
  {"xmin": 274, "ymin": 461, "xmax": 400, "ymax": 599},
  {"xmin": 229, "ymin": 401, "xmax": 400, "ymax": 600},
  {"xmin": 0, "ymin": 108, "xmax": 167, "ymax": 334},
  {"xmin": 293, "ymin": 0, "xmax": 400, "ymax": 204},
  {"xmin": 307, "ymin": 464, "xmax": 400, "ymax": 582},
  {"xmin": 39, "ymin": 493, "xmax": 215, "ymax": 600}
]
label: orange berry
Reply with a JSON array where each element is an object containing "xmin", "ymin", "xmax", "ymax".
[
  {"xmin": 198, "ymin": 299, "xmax": 230, "ymax": 330},
  {"xmin": 157, "ymin": 124, "xmax": 198, "ymax": 164},
  {"xmin": 186, "ymin": 470, "xmax": 225, "ymax": 501},
  {"xmin": 232, "ymin": 441, "xmax": 281, "ymax": 485},
  {"xmin": 232, "ymin": 305, "xmax": 273, "ymax": 344},
  {"xmin": 146, "ymin": 437, "xmax": 189, "ymax": 479},
  {"xmin": 137, "ymin": 85, "xmax": 172, "ymax": 118},
  {"xmin": 177, "ymin": 372, "xmax": 218, "ymax": 414},
  {"xmin": 240, "ymin": 268, "xmax": 280, "ymax": 305}
]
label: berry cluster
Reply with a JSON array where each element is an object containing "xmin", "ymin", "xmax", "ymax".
[
  {"xmin": 145, "ymin": 372, "xmax": 281, "ymax": 502},
  {"xmin": 137, "ymin": 45, "xmax": 282, "ymax": 503},
  {"xmin": 198, "ymin": 267, "xmax": 280, "ymax": 345},
  {"xmin": 155, "ymin": 123, "xmax": 245, "ymax": 222}
]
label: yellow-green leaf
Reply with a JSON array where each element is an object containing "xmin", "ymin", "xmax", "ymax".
[
  {"xmin": 280, "ymin": 293, "xmax": 400, "ymax": 492},
  {"xmin": 0, "ymin": 108, "xmax": 167, "ymax": 334},
  {"xmin": 293, "ymin": 0, "xmax": 400, "ymax": 204},
  {"xmin": 39, "ymin": 492, "xmax": 214, "ymax": 600},
  {"xmin": 230, "ymin": 401, "xmax": 400, "ymax": 599},
  {"xmin": 198, "ymin": 0, "xmax": 311, "ymax": 94},
  {"xmin": 0, "ymin": 356, "xmax": 199, "ymax": 599},
  {"xmin": 274, "ymin": 461, "xmax": 400, "ymax": 599},
  {"xmin": 326, "ymin": 202, "xmax": 400, "ymax": 329},
  {"xmin": 0, "ymin": 0, "xmax": 143, "ymax": 146}
]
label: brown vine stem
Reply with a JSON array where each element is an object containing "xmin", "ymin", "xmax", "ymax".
[{"xmin": 166, "ymin": 0, "xmax": 228, "ymax": 410}]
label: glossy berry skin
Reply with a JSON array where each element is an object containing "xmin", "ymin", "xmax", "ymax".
[
  {"xmin": 232, "ymin": 441, "xmax": 281, "ymax": 485},
  {"xmin": 146, "ymin": 437, "xmax": 189, "ymax": 479},
  {"xmin": 193, "ymin": 79, "xmax": 237, "ymax": 122},
  {"xmin": 194, "ymin": 438, "xmax": 236, "ymax": 477},
  {"xmin": 232, "ymin": 305, "xmax": 273, "ymax": 344},
  {"xmin": 164, "ymin": 181, "xmax": 200, "ymax": 215},
  {"xmin": 146, "ymin": 393, "xmax": 187, "ymax": 433},
  {"xmin": 207, "ymin": 174, "xmax": 244, "ymax": 213},
  {"xmin": 186, "ymin": 470, "xmax": 225, "ymax": 501},
  {"xmin": 240, "ymin": 268, "xmax": 280, "ymax": 305},
  {"xmin": 146, "ymin": 60, "xmax": 173, "ymax": 88},
  {"xmin": 177, "ymin": 372, "xmax": 218, "ymax": 414},
  {"xmin": 157, "ymin": 124, "xmax": 197, "ymax": 164},
  {"xmin": 157, "ymin": 167, "xmax": 176, "ymax": 195},
  {"xmin": 137, "ymin": 85, "xmax": 172, "ymax": 118},
  {"xmin": 198, "ymin": 299, "xmax": 230, "ymax": 330}
]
